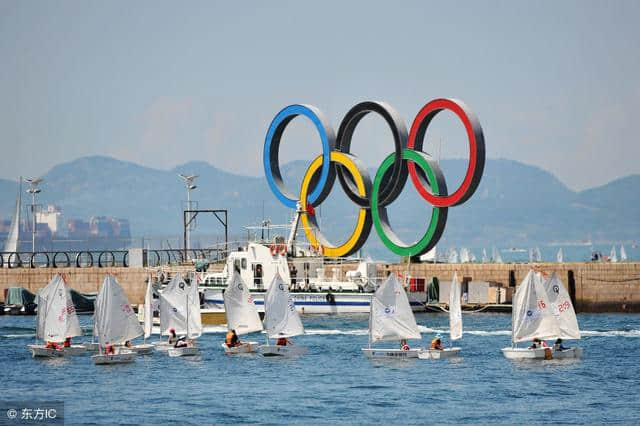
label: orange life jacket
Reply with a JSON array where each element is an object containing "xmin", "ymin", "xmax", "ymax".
[
  {"xmin": 225, "ymin": 331, "xmax": 234, "ymax": 347},
  {"xmin": 430, "ymin": 339, "xmax": 442, "ymax": 350}
]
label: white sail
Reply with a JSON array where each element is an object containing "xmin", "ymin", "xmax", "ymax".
[
  {"xmin": 543, "ymin": 273, "xmax": 580, "ymax": 340},
  {"xmin": 449, "ymin": 272, "xmax": 463, "ymax": 341},
  {"xmin": 459, "ymin": 248, "xmax": 470, "ymax": 263},
  {"xmin": 493, "ymin": 246, "xmax": 503, "ymax": 263},
  {"xmin": 557, "ymin": 248, "xmax": 564, "ymax": 263},
  {"xmin": 620, "ymin": 245, "xmax": 627, "ymax": 262},
  {"xmin": 36, "ymin": 274, "xmax": 82, "ymax": 342},
  {"xmin": 448, "ymin": 249, "xmax": 459, "ymax": 264},
  {"xmin": 144, "ymin": 276, "xmax": 153, "ymax": 339},
  {"xmin": 535, "ymin": 247, "xmax": 542, "ymax": 262},
  {"xmin": 481, "ymin": 248, "xmax": 488, "ymax": 263},
  {"xmin": 511, "ymin": 270, "xmax": 558, "ymax": 343},
  {"xmin": 3, "ymin": 178, "xmax": 21, "ymax": 262},
  {"xmin": 370, "ymin": 274, "xmax": 421, "ymax": 343},
  {"xmin": 263, "ymin": 272, "xmax": 304, "ymax": 339},
  {"xmin": 224, "ymin": 270, "xmax": 263, "ymax": 335},
  {"xmin": 94, "ymin": 275, "xmax": 143, "ymax": 346},
  {"xmin": 610, "ymin": 246, "xmax": 618, "ymax": 263},
  {"xmin": 159, "ymin": 273, "xmax": 202, "ymax": 339}
]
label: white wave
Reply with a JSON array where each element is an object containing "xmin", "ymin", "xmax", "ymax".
[
  {"xmin": 581, "ymin": 330, "xmax": 640, "ymax": 338},
  {"xmin": 1, "ymin": 333, "xmax": 36, "ymax": 338}
]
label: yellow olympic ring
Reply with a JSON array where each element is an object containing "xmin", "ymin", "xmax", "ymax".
[{"xmin": 299, "ymin": 152, "xmax": 372, "ymax": 257}]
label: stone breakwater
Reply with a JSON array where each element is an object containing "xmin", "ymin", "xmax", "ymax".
[{"xmin": 1, "ymin": 262, "xmax": 639, "ymax": 313}]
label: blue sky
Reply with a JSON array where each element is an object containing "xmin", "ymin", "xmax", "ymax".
[{"xmin": 1, "ymin": 0, "xmax": 639, "ymax": 190}]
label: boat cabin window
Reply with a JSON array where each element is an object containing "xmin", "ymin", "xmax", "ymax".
[{"xmin": 241, "ymin": 258, "xmax": 247, "ymax": 270}]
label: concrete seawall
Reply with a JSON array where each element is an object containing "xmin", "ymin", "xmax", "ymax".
[{"xmin": 1, "ymin": 262, "xmax": 639, "ymax": 313}]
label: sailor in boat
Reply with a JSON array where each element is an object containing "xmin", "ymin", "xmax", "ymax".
[
  {"xmin": 529, "ymin": 338, "xmax": 549, "ymax": 349},
  {"xmin": 553, "ymin": 338, "xmax": 568, "ymax": 351},
  {"xmin": 276, "ymin": 337, "xmax": 291, "ymax": 346},
  {"xmin": 124, "ymin": 340, "xmax": 133, "ymax": 349},
  {"xmin": 174, "ymin": 336, "xmax": 193, "ymax": 348},
  {"xmin": 225, "ymin": 329, "xmax": 240, "ymax": 348},
  {"xmin": 105, "ymin": 344, "xmax": 116, "ymax": 355},
  {"xmin": 430, "ymin": 336, "xmax": 443, "ymax": 350},
  {"xmin": 400, "ymin": 339, "xmax": 410, "ymax": 351},
  {"xmin": 168, "ymin": 328, "xmax": 178, "ymax": 345},
  {"xmin": 46, "ymin": 341, "xmax": 62, "ymax": 351},
  {"xmin": 63, "ymin": 337, "xmax": 72, "ymax": 348}
]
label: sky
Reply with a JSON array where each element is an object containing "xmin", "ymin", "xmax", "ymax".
[{"xmin": 1, "ymin": 0, "xmax": 639, "ymax": 191}]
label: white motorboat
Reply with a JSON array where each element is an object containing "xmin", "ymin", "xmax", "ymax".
[
  {"xmin": 199, "ymin": 242, "xmax": 427, "ymax": 315},
  {"xmin": 259, "ymin": 272, "xmax": 306, "ymax": 357},
  {"xmin": 159, "ymin": 273, "xmax": 202, "ymax": 357},
  {"xmin": 361, "ymin": 274, "xmax": 422, "ymax": 359},
  {"xmin": 28, "ymin": 274, "xmax": 84, "ymax": 358},
  {"xmin": 222, "ymin": 271, "xmax": 262, "ymax": 354},
  {"xmin": 92, "ymin": 275, "xmax": 144, "ymax": 365},
  {"xmin": 501, "ymin": 270, "xmax": 559, "ymax": 360}
]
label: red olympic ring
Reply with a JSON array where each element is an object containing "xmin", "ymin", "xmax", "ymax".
[{"xmin": 407, "ymin": 98, "xmax": 485, "ymax": 207}]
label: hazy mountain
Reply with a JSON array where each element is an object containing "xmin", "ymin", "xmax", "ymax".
[{"xmin": 1, "ymin": 156, "xmax": 639, "ymax": 259}]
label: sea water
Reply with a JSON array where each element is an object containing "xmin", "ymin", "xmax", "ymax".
[{"xmin": 1, "ymin": 313, "xmax": 639, "ymax": 425}]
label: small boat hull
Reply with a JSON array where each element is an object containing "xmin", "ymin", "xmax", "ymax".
[
  {"xmin": 130, "ymin": 344, "xmax": 155, "ymax": 355},
  {"xmin": 168, "ymin": 346, "xmax": 199, "ymax": 357},
  {"xmin": 151, "ymin": 341, "xmax": 172, "ymax": 351},
  {"xmin": 28, "ymin": 345, "xmax": 64, "ymax": 358},
  {"xmin": 64, "ymin": 345, "xmax": 87, "ymax": 356},
  {"xmin": 92, "ymin": 351, "xmax": 137, "ymax": 365},
  {"xmin": 418, "ymin": 347, "xmax": 461, "ymax": 360},
  {"xmin": 502, "ymin": 347, "xmax": 553, "ymax": 360},
  {"xmin": 361, "ymin": 348, "xmax": 421, "ymax": 359},
  {"xmin": 83, "ymin": 342, "xmax": 100, "ymax": 352},
  {"xmin": 259, "ymin": 345, "xmax": 306, "ymax": 357},
  {"xmin": 222, "ymin": 341, "xmax": 260, "ymax": 354},
  {"xmin": 553, "ymin": 347, "xmax": 583, "ymax": 359}
]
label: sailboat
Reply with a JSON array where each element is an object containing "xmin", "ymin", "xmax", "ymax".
[
  {"xmin": 222, "ymin": 270, "xmax": 262, "ymax": 354},
  {"xmin": 3, "ymin": 178, "xmax": 21, "ymax": 267},
  {"xmin": 557, "ymin": 248, "xmax": 564, "ymax": 263},
  {"xmin": 129, "ymin": 277, "xmax": 155, "ymax": 355},
  {"xmin": 502, "ymin": 270, "xmax": 556, "ymax": 359},
  {"xmin": 481, "ymin": 248, "xmax": 488, "ymax": 263},
  {"xmin": 610, "ymin": 246, "xmax": 618, "ymax": 263},
  {"xmin": 160, "ymin": 273, "xmax": 202, "ymax": 357},
  {"xmin": 28, "ymin": 274, "xmax": 84, "ymax": 357},
  {"xmin": 92, "ymin": 275, "xmax": 142, "ymax": 365},
  {"xmin": 361, "ymin": 274, "xmax": 422, "ymax": 359},
  {"xmin": 620, "ymin": 245, "xmax": 628, "ymax": 262},
  {"xmin": 543, "ymin": 273, "xmax": 583, "ymax": 358},
  {"xmin": 419, "ymin": 272, "xmax": 462, "ymax": 360},
  {"xmin": 259, "ymin": 272, "xmax": 306, "ymax": 357},
  {"xmin": 493, "ymin": 246, "xmax": 503, "ymax": 263}
]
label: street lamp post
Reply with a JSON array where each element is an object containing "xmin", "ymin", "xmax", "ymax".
[
  {"xmin": 178, "ymin": 174, "xmax": 198, "ymax": 259},
  {"xmin": 26, "ymin": 178, "xmax": 43, "ymax": 253}
]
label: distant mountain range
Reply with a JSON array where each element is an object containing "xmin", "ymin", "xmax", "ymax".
[{"xmin": 1, "ymin": 155, "xmax": 639, "ymax": 260}]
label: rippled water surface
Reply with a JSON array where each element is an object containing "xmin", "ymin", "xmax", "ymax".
[{"xmin": 1, "ymin": 313, "xmax": 639, "ymax": 425}]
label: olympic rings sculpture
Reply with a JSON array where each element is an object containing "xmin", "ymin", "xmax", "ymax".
[{"xmin": 263, "ymin": 98, "xmax": 485, "ymax": 258}]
